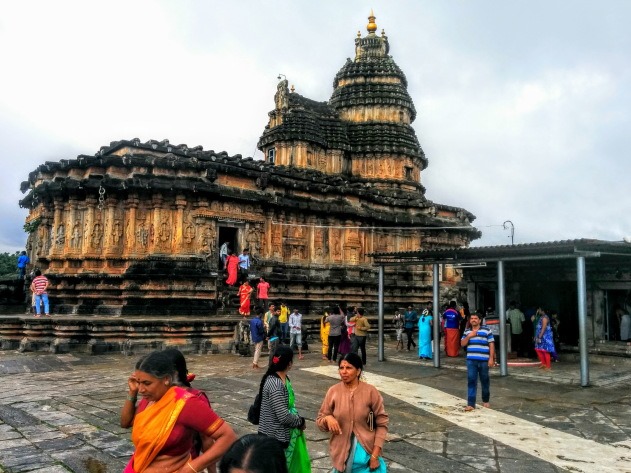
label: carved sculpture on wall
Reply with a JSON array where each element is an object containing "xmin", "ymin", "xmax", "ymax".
[
  {"xmin": 331, "ymin": 229, "xmax": 342, "ymax": 258},
  {"xmin": 246, "ymin": 226, "xmax": 261, "ymax": 255},
  {"xmin": 91, "ymin": 221, "xmax": 103, "ymax": 250},
  {"xmin": 70, "ymin": 220, "xmax": 82, "ymax": 249},
  {"xmin": 112, "ymin": 219, "xmax": 123, "ymax": 246},
  {"xmin": 184, "ymin": 222, "xmax": 196, "ymax": 245},
  {"xmin": 56, "ymin": 223, "xmax": 65, "ymax": 246},
  {"xmin": 137, "ymin": 222, "xmax": 149, "ymax": 249}
]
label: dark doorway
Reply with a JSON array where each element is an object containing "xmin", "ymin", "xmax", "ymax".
[{"xmin": 218, "ymin": 226, "xmax": 239, "ymax": 267}]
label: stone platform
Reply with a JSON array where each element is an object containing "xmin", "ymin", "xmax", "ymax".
[{"xmin": 0, "ymin": 314, "xmax": 336, "ymax": 355}]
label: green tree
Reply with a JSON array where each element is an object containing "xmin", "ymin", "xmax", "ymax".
[{"xmin": 0, "ymin": 252, "xmax": 19, "ymax": 278}]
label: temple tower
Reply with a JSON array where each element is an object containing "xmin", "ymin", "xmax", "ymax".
[{"xmin": 258, "ymin": 12, "xmax": 426, "ymax": 192}]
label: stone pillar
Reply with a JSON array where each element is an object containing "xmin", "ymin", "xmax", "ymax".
[
  {"xmin": 307, "ymin": 216, "xmax": 316, "ymax": 261},
  {"xmin": 263, "ymin": 210, "xmax": 274, "ymax": 259},
  {"xmin": 174, "ymin": 194, "xmax": 186, "ymax": 253},
  {"xmin": 103, "ymin": 197, "xmax": 117, "ymax": 256},
  {"xmin": 82, "ymin": 197, "xmax": 97, "ymax": 256},
  {"xmin": 125, "ymin": 194, "xmax": 138, "ymax": 255},
  {"xmin": 51, "ymin": 197, "xmax": 65, "ymax": 256},
  {"xmin": 151, "ymin": 194, "xmax": 163, "ymax": 253}
]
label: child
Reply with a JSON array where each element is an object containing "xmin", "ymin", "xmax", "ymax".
[{"xmin": 393, "ymin": 310, "xmax": 404, "ymax": 350}]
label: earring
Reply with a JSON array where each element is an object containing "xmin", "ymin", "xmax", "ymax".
[{"xmin": 165, "ymin": 380, "xmax": 169, "ymax": 385}]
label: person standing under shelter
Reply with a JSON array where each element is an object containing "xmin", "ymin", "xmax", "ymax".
[
  {"xmin": 443, "ymin": 300, "xmax": 462, "ymax": 357},
  {"xmin": 289, "ymin": 308, "xmax": 304, "ymax": 360},
  {"xmin": 350, "ymin": 308, "xmax": 370, "ymax": 365},
  {"xmin": 404, "ymin": 306, "xmax": 418, "ymax": 351},
  {"xmin": 30, "ymin": 269, "xmax": 50, "ymax": 317},
  {"xmin": 506, "ymin": 301, "xmax": 526, "ymax": 357},
  {"xmin": 461, "ymin": 311, "xmax": 495, "ymax": 411},
  {"xmin": 257, "ymin": 277, "xmax": 270, "ymax": 310},
  {"xmin": 17, "ymin": 251, "xmax": 29, "ymax": 279},
  {"xmin": 326, "ymin": 306, "xmax": 345, "ymax": 363},
  {"xmin": 250, "ymin": 310, "xmax": 266, "ymax": 369}
]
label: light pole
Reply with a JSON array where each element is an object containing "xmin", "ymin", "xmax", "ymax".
[{"xmin": 503, "ymin": 220, "xmax": 514, "ymax": 245}]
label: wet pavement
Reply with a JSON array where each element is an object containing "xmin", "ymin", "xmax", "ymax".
[{"xmin": 0, "ymin": 342, "xmax": 630, "ymax": 472}]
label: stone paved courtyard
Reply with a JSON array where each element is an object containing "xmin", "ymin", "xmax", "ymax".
[{"xmin": 0, "ymin": 343, "xmax": 630, "ymax": 473}]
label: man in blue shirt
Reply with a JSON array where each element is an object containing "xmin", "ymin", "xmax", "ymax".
[
  {"xmin": 238, "ymin": 248, "xmax": 250, "ymax": 282},
  {"xmin": 404, "ymin": 306, "xmax": 418, "ymax": 351},
  {"xmin": 17, "ymin": 251, "xmax": 29, "ymax": 279},
  {"xmin": 461, "ymin": 311, "xmax": 495, "ymax": 411},
  {"xmin": 250, "ymin": 310, "xmax": 266, "ymax": 369}
]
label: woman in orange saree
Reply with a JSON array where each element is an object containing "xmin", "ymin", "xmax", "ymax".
[
  {"xmin": 123, "ymin": 351, "xmax": 236, "ymax": 473},
  {"xmin": 238, "ymin": 281, "xmax": 253, "ymax": 316},
  {"xmin": 225, "ymin": 252, "xmax": 239, "ymax": 286}
]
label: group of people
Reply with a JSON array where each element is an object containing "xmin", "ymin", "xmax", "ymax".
[
  {"xmin": 249, "ymin": 303, "xmax": 306, "ymax": 370},
  {"xmin": 393, "ymin": 300, "xmax": 469, "ymax": 360},
  {"xmin": 506, "ymin": 302, "xmax": 559, "ymax": 370},
  {"xmin": 320, "ymin": 305, "xmax": 371, "ymax": 366},
  {"xmin": 122, "ymin": 347, "xmax": 388, "ymax": 473},
  {"xmin": 221, "ymin": 243, "xmax": 251, "ymax": 287}
]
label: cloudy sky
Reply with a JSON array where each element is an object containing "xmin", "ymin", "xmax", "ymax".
[{"xmin": 1, "ymin": 0, "xmax": 630, "ymax": 252}]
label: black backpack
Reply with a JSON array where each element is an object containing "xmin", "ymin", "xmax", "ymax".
[{"xmin": 247, "ymin": 392, "xmax": 262, "ymax": 425}]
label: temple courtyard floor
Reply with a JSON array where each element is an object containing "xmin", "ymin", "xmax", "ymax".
[{"xmin": 0, "ymin": 342, "xmax": 630, "ymax": 473}]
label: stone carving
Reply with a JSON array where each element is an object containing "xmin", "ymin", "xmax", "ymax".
[
  {"xmin": 158, "ymin": 216, "xmax": 171, "ymax": 244},
  {"xmin": 70, "ymin": 221, "xmax": 82, "ymax": 249},
  {"xmin": 184, "ymin": 222, "xmax": 196, "ymax": 245},
  {"xmin": 246, "ymin": 226, "xmax": 261, "ymax": 255},
  {"xmin": 274, "ymin": 79, "xmax": 289, "ymax": 110},
  {"xmin": 56, "ymin": 224, "xmax": 65, "ymax": 245},
  {"xmin": 91, "ymin": 222, "xmax": 103, "ymax": 249},
  {"xmin": 112, "ymin": 220, "xmax": 123, "ymax": 246},
  {"xmin": 331, "ymin": 229, "xmax": 341, "ymax": 258},
  {"xmin": 137, "ymin": 222, "xmax": 149, "ymax": 248}
]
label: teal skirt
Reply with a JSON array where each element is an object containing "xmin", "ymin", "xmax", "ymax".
[{"xmin": 332, "ymin": 435, "xmax": 386, "ymax": 473}]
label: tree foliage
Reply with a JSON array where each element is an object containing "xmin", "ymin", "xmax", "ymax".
[{"xmin": 0, "ymin": 252, "xmax": 19, "ymax": 278}]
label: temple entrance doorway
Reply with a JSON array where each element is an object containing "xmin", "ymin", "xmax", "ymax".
[{"xmin": 217, "ymin": 226, "xmax": 239, "ymax": 267}]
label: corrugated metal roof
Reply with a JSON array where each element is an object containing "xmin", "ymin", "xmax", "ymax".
[{"xmin": 371, "ymin": 239, "xmax": 631, "ymax": 265}]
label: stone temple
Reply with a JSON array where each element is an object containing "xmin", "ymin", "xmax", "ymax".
[{"xmin": 19, "ymin": 13, "xmax": 479, "ymax": 316}]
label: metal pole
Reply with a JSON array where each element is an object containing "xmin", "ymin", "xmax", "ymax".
[
  {"xmin": 497, "ymin": 260, "xmax": 508, "ymax": 376},
  {"xmin": 378, "ymin": 265, "xmax": 385, "ymax": 362},
  {"xmin": 433, "ymin": 263, "xmax": 440, "ymax": 368},
  {"xmin": 577, "ymin": 256, "xmax": 589, "ymax": 386}
]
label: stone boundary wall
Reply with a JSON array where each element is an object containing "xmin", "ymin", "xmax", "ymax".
[{"xmin": 0, "ymin": 316, "xmax": 396, "ymax": 355}]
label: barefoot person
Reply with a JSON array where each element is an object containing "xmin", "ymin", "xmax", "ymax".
[{"xmin": 461, "ymin": 312, "xmax": 495, "ymax": 411}]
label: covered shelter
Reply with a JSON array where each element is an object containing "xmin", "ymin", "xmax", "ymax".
[{"xmin": 372, "ymin": 239, "xmax": 631, "ymax": 387}]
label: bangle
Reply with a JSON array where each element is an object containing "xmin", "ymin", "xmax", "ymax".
[
  {"xmin": 186, "ymin": 461, "xmax": 198, "ymax": 473},
  {"xmin": 127, "ymin": 395, "xmax": 137, "ymax": 402},
  {"xmin": 370, "ymin": 454, "xmax": 378, "ymax": 459}
]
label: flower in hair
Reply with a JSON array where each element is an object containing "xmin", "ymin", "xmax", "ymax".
[
  {"xmin": 272, "ymin": 356, "xmax": 280, "ymax": 364},
  {"xmin": 186, "ymin": 373, "xmax": 196, "ymax": 383}
]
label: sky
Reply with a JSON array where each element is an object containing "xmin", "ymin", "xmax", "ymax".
[{"xmin": 1, "ymin": 0, "xmax": 630, "ymax": 252}]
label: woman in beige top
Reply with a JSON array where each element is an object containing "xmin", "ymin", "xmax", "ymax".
[{"xmin": 316, "ymin": 353, "xmax": 388, "ymax": 472}]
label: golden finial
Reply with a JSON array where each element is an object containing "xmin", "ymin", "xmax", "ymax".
[
  {"xmin": 381, "ymin": 29, "xmax": 386, "ymax": 37},
  {"xmin": 290, "ymin": 84, "xmax": 295, "ymax": 93},
  {"xmin": 357, "ymin": 30, "xmax": 361, "ymax": 38},
  {"xmin": 367, "ymin": 9, "xmax": 377, "ymax": 34}
]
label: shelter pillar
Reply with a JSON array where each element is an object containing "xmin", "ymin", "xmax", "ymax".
[
  {"xmin": 433, "ymin": 263, "xmax": 440, "ymax": 368},
  {"xmin": 577, "ymin": 256, "xmax": 590, "ymax": 387},
  {"xmin": 378, "ymin": 265, "xmax": 385, "ymax": 362},
  {"xmin": 497, "ymin": 260, "xmax": 508, "ymax": 376}
]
